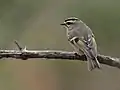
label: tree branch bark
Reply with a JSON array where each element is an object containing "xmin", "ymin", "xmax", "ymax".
[{"xmin": 0, "ymin": 41, "xmax": 119, "ymax": 69}]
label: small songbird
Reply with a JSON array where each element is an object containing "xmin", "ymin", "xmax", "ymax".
[{"xmin": 60, "ymin": 17, "xmax": 101, "ymax": 71}]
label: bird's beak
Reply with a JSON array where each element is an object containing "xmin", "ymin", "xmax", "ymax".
[{"xmin": 60, "ymin": 22, "xmax": 66, "ymax": 26}]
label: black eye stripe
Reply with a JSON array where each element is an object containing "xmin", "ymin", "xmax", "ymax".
[{"xmin": 66, "ymin": 22, "xmax": 73, "ymax": 25}]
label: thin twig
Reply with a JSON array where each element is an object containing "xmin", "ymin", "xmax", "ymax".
[{"xmin": 14, "ymin": 40, "xmax": 22, "ymax": 51}]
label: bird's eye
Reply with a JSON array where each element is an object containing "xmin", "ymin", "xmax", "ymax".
[{"xmin": 66, "ymin": 22, "xmax": 73, "ymax": 25}]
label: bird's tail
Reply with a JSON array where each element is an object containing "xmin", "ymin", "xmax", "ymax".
[{"xmin": 87, "ymin": 56, "xmax": 101, "ymax": 71}]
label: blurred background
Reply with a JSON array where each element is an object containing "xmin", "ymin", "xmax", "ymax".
[{"xmin": 0, "ymin": 0, "xmax": 120, "ymax": 90}]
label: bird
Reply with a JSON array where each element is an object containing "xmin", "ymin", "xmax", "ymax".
[{"xmin": 60, "ymin": 17, "xmax": 101, "ymax": 71}]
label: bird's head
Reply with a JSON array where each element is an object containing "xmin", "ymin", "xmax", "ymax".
[{"xmin": 60, "ymin": 17, "xmax": 79, "ymax": 29}]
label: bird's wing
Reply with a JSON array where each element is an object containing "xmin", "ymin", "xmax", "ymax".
[{"xmin": 70, "ymin": 35, "xmax": 97, "ymax": 59}]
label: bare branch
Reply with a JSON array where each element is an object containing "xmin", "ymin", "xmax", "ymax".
[
  {"xmin": 0, "ymin": 49, "xmax": 120, "ymax": 69},
  {"xmin": 0, "ymin": 41, "xmax": 119, "ymax": 69}
]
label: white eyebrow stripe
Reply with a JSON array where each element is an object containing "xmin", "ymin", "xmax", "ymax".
[{"xmin": 66, "ymin": 20, "xmax": 76, "ymax": 23}]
